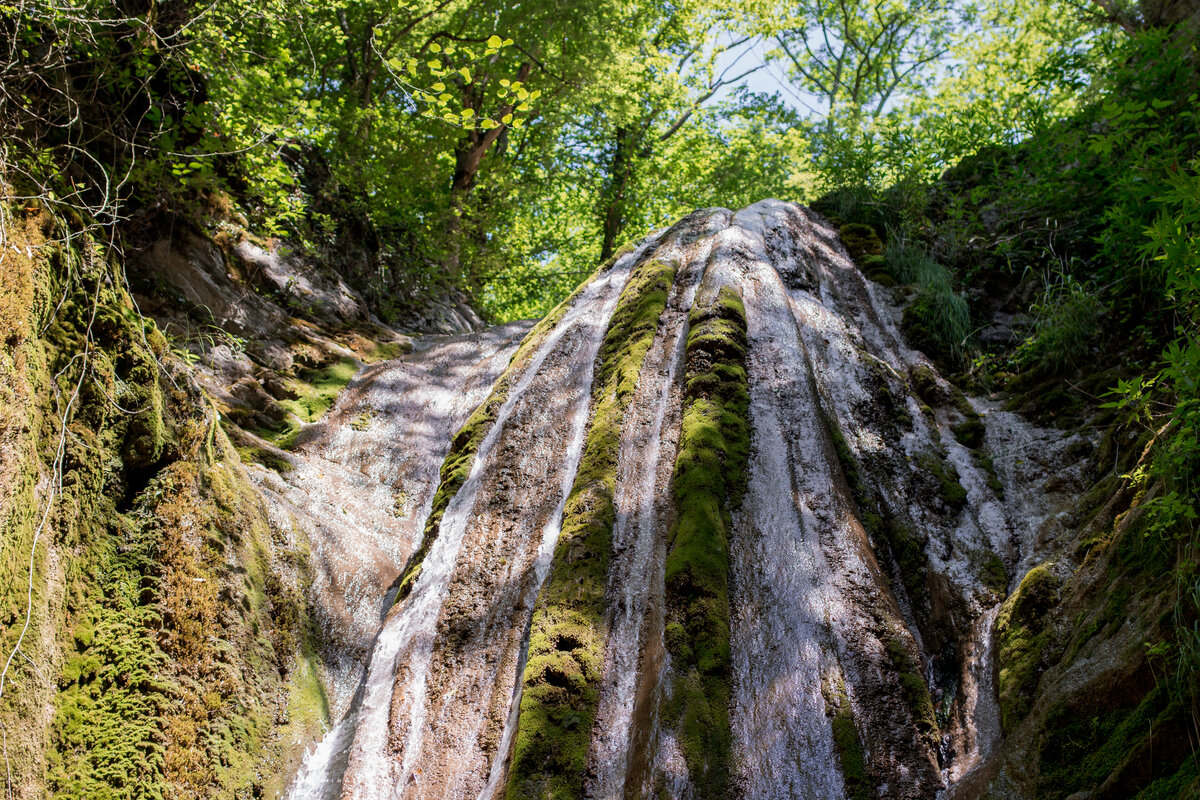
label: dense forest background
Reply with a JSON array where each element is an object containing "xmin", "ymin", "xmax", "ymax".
[
  {"xmin": 2, "ymin": 0, "xmax": 1199, "ymax": 796},
  {"xmin": 9, "ymin": 0, "xmax": 1189, "ymax": 321}
]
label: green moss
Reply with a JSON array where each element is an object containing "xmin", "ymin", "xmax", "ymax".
[
  {"xmin": 946, "ymin": 386, "xmax": 987, "ymax": 449},
  {"xmin": 972, "ymin": 448, "xmax": 1005, "ymax": 497},
  {"xmin": 828, "ymin": 680, "xmax": 873, "ymax": 800},
  {"xmin": 910, "ymin": 364, "xmax": 946, "ymax": 406},
  {"xmin": 996, "ymin": 563, "xmax": 1060, "ymax": 732},
  {"xmin": 1133, "ymin": 757, "xmax": 1198, "ymax": 800},
  {"xmin": 839, "ymin": 222, "xmax": 884, "ymax": 263},
  {"xmin": 860, "ymin": 253, "xmax": 894, "ymax": 287},
  {"xmin": 1036, "ymin": 684, "xmax": 1191, "ymax": 800},
  {"xmin": 258, "ymin": 638, "xmax": 331, "ymax": 800},
  {"xmin": 884, "ymin": 517, "xmax": 931, "ymax": 605},
  {"xmin": 1111, "ymin": 508, "xmax": 1174, "ymax": 576},
  {"xmin": 885, "ymin": 635, "xmax": 939, "ymax": 744},
  {"xmin": 0, "ymin": 211, "xmax": 307, "ymax": 799},
  {"xmin": 248, "ymin": 356, "xmax": 358, "ymax": 450},
  {"xmin": 917, "ymin": 450, "xmax": 968, "ymax": 513},
  {"xmin": 951, "ymin": 417, "xmax": 986, "ymax": 449},
  {"xmin": 277, "ymin": 356, "xmax": 358, "ymax": 424},
  {"xmin": 981, "ymin": 551, "xmax": 1008, "ymax": 595},
  {"xmin": 505, "ymin": 259, "xmax": 675, "ymax": 799},
  {"xmin": 233, "ymin": 441, "xmax": 294, "ymax": 474},
  {"xmin": 47, "ymin": 510, "xmax": 175, "ymax": 800},
  {"xmin": 660, "ymin": 285, "xmax": 750, "ymax": 799}
]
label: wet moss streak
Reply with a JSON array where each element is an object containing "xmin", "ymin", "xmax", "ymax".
[
  {"xmin": 392, "ymin": 255, "xmax": 628, "ymax": 607},
  {"xmin": 661, "ymin": 286, "xmax": 750, "ymax": 799},
  {"xmin": 826, "ymin": 415, "xmax": 932, "ymax": 611},
  {"xmin": 503, "ymin": 258, "xmax": 675, "ymax": 800},
  {"xmin": 828, "ymin": 680, "xmax": 873, "ymax": 800}
]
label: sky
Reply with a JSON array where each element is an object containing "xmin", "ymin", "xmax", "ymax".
[{"xmin": 708, "ymin": 34, "xmax": 830, "ymax": 117}]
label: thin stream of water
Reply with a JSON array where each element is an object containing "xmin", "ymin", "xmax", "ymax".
[
  {"xmin": 583, "ymin": 234, "xmax": 713, "ymax": 799},
  {"xmin": 725, "ymin": 210, "xmax": 847, "ymax": 800},
  {"xmin": 476, "ymin": 242, "xmax": 655, "ymax": 799}
]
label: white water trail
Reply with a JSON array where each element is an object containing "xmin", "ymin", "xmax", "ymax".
[
  {"xmin": 584, "ymin": 288, "xmax": 695, "ymax": 798},
  {"xmin": 724, "ymin": 207, "xmax": 847, "ymax": 800},
  {"xmin": 289, "ymin": 714, "xmax": 357, "ymax": 800},
  {"xmin": 280, "ymin": 328, "xmax": 527, "ymax": 800},
  {"xmin": 760, "ymin": 200, "xmax": 1022, "ymax": 789},
  {"xmin": 586, "ymin": 336, "xmax": 683, "ymax": 798},
  {"xmin": 948, "ymin": 603, "xmax": 1002, "ymax": 782},
  {"xmin": 474, "ymin": 384, "xmax": 593, "ymax": 800},
  {"xmin": 475, "ymin": 252, "xmax": 645, "ymax": 798}
]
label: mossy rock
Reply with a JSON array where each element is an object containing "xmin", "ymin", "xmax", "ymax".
[
  {"xmin": 909, "ymin": 364, "xmax": 948, "ymax": 406},
  {"xmin": 1036, "ymin": 683, "xmax": 1194, "ymax": 800},
  {"xmin": 996, "ymin": 563, "xmax": 1060, "ymax": 732},
  {"xmin": 980, "ymin": 551, "xmax": 1008, "ymax": 595},
  {"xmin": 916, "ymin": 450, "xmax": 968, "ymax": 514},
  {"xmin": 839, "ymin": 222, "xmax": 884, "ymax": 263},
  {"xmin": 885, "ymin": 635, "xmax": 939, "ymax": 745},
  {"xmin": 1003, "ymin": 372, "xmax": 1088, "ymax": 428},
  {"xmin": 660, "ymin": 285, "xmax": 750, "ymax": 800},
  {"xmin": 951, "ymin": 416, "xmax": 986, "ymax": 449},
  {"xmin": 506, "ymin": 258, "xmax": 676, "ymax": 800},
  {"xmin": 828, "ymin": 680, "xmax": 874, "ymax": 800}
]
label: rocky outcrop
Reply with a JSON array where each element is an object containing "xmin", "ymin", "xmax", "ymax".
[
  {"xmin": 5, "ymin": 199, "xmax": 1191, "ymax": 800},
  {"xmin": 282, "ymin": 200, "xmax": 1132, "ymax": 800}
]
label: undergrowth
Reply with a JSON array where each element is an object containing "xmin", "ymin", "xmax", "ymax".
[{"xmin": 1, "ymin": 207, "xmax": 313, "ymax": 799}]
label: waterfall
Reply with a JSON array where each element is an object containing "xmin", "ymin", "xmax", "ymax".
[{"xmin": 282, "ymin": 200, "xmax": 1081, "ymax": 800}]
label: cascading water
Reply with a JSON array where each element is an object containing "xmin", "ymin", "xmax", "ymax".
[
  {"xmin": 276, "ymin": 324, "xmax": 531, "ymax": 800},
  {"xmin": 583, "ymin": 211, "xmax": 730, "ymax": 800},
  {"xmin": 282, "ymin": 200, "xmax": 1082, "ymax": 800}
]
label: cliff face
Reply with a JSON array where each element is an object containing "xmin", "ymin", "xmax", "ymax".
[
  {"xmin": 0, "ymin": 206, "xmax": 503, "ymax": 800},
  {"xmin": 0, "ymin": 208, "xmax": 314, "ymax": 799},
  {"xmin": 1, "ymin": 200, "xmax": 1194, "ymax": 800}
]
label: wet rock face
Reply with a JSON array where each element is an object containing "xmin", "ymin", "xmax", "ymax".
[{"xmin": 286, "ymin": 201, "xmax": 1087, "ymax": 800}]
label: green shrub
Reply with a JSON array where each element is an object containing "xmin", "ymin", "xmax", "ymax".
[
  {"xmin": 887, "ymin": 238, "xmax": 971, "ymax": 359},
  {"xmin": 1015, "ymin": 273, "xmax": 1103, "ymax": 375}
]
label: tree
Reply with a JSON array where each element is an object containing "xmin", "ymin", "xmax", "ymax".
[
  {"xmin": 591, "ymin": 5, "xmax": 764, "ymax": 258},
  {"xmin": 767, "ymin": 0, "xmax": 962, "ymax": 123}
]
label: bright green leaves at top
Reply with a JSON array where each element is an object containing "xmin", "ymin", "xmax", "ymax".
[{"xmin": 381, "ymin": 35, "xmax": 525, "ymax": 131}]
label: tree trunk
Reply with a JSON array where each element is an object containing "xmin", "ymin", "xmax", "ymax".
[{"xmin": 600, "ymin": 126, "xmax": 635, "ymax": 262}]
